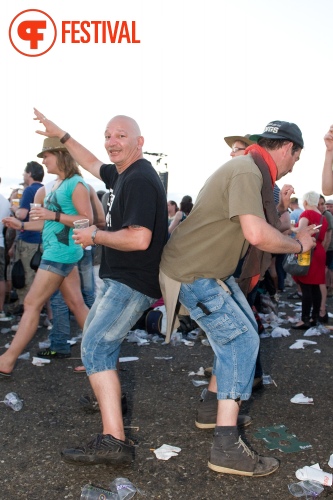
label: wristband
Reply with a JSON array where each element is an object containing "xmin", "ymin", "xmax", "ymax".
[
  {"xmin": 20, "ymin": 221, "xmax": 24, "ymax": 232},
  {"xmin": 60, "ymin": 132, "xmax": 71, "ymax": 144},
  {"xmin": 55, "ymin": 211, "xmax": 61, "ymax": 222},
  {"xmin": 295, "ymin": 239, "xmax": 303, "ymax": 254}
]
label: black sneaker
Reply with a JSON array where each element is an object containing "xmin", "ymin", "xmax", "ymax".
[
  {"xmin": 9, "ymin": 303, "xmax": 24, "ymax": 316},
  {"xmin": 208, "ymin": 430, "xmax": 279, "ymax": 477},
  {"xmin": 79, "ymin": 393, "xmax": 128, "ymax": 415},
  {"xmin": 37, "ymin": 348, "xmax": 71, "ymax": 359},
  {"xmin": 195, "ymin": 391, "xmax": 252, "ymax": 429},
  {"xmin": 61, "ymin": 433, "xmax": 135, "ymax": 465}
]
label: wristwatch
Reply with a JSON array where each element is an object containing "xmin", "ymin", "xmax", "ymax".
[{"xmin": 91, "ymin": 228, "xmax": 100, "ymax": 246}]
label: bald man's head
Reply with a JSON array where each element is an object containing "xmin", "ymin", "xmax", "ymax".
[{"xmin": 104, "ymin": 115, "xmax": 144, "ymax": 172}]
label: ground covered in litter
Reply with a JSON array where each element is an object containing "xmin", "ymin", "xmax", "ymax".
[{"xmin": 1, "ymin": 287, "xmax": 333, "ymax": 499}]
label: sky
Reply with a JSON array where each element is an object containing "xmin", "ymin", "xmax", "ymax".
[{"xmin": 1, "ymin": 0, "xmax": 333, "ymax": 204}]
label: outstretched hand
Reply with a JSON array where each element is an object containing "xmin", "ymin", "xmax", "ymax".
[
  {"xmin": 324, "ymin": 125, "xmax": 333, "ymax": 152},
  {"xmin": 33, "ymin": 108, "xmax": 65, "ymax": 138}
]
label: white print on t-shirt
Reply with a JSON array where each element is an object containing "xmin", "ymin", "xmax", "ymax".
[{"xmin": 106, "ymin": 188, "xmax": 115, "ymax": 228}]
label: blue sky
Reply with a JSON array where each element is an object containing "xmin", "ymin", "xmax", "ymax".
[{"xmin": 1, "ymin": 0, "xmax": 333, "ymax": 204}]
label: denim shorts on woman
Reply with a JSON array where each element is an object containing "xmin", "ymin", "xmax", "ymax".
[
  {"xmin": 81, "ymin": 279, "xmax": 156, "ymax": 376},
  {"xmin": 179, "ymin": 276, "xmax": 259, "ymax": 401},
  {"xmin": 39, "ymin": 259, "xmax": 77, "ymax": 277}
]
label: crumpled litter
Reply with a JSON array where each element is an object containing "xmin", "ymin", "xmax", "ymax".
[
  {"xmin": 296, "ymin": 463, "xmax": 332, "ymax": 486},
  {"xmin": 126, "ymin": 331, "xmax": 150, "ymax": 345},
  {"xmin": 314, "ymin": 349, "xmax": 321, "ymax": 354},
  {"xmin": 188, "ymin": 367, "xmax": 205, "ymax": 376},
  {"xmin": 153, "ymin": 444, "xmax": 181, "ymax": 460},
  {"xmin": 1, "ymin": 328, "xmax": 11, "ymax": 334},
  {"xmin": 187, "ymin": 328, "xmax": 201, "ymax": 340},
  {"xmin": 32, "ymin": 356, "xmax": 51, "ymax": 366},
  {"xmin": 271, "ymin": 327, "xmax": 291, "ymax": 338},
  {"xmin": 192, "ymin": 379, "xmax": 209, "ymax": 387},
  {"xmin": 201, "ymin": 339, "xmax": 210, "ymax": 346},
  {"xmin": 290, "ymin": 393, "xmax": 314, "ymax": 404},
  {"xmin": 181, "ymin": 339, "xmax": 194, "ymax": 346},
  {"xmin": 328, "ymin": 454, "xmax": 333, "ymax": 468},
  {"xmin": 38, "ymin": 341, "xmax": 51, "ymax": 349},
  {"xmin": 303, "ymin": 326, "xmax": 326, "ymax": 336},
  {"xmin": 18, "ymin": 352, "xmax": 30, "ymax": 360},
  {"xmin": 119, "ymin": 357, "xmax": 139, "ymax": 362},
  {"xmin": 289, "ymin": 339, "xmax": 317, "ymax": 349}
]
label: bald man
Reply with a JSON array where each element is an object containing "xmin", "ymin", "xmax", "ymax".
[{"xmin": 34, "ymin": 109, "xmax": 168, "ymax": 466}]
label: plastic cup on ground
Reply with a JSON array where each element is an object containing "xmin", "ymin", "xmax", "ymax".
[
  {"xmin": 30, "ymin": 203, "xmax": 41, "ymax": 219},
  {"xmin": 4, "ymin": 392, "xmax": 23, "ymax": 411},
  {"xmin": 73, "ymin": 219, "xmax": 90, "ymax": 229},
  {"xmin": 80, "ymin": 484, "xmax": 117, "ymax": 499}
]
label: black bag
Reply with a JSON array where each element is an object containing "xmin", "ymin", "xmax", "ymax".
[
  {"xmin": 30, "ymin": 243, "xmax": 42, "ymax": 271},
  {"xmin": 145, "ymin": 309, "xmax": 163, "ymax": 334},
  {"xmin": 12, "ymin": 259, "xmax": 25, "ymax": 289},
  {"xmin": 282, "ymin": 252, "xmax": 310, "ymax": 276}
]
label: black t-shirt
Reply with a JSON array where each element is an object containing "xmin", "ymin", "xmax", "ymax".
[{"xmin": 99, "ymin": 158, "xmax": 168, "ymax": 298}]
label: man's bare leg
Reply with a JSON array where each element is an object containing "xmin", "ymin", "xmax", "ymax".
[{"xmin": 89, "ymin": 369, "xmax": 125, "ymax": 440}]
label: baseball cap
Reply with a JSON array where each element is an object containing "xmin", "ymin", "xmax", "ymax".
[
  {"xmin": 326, "ymin": 199, "xmax": 333, "ymax": 205},
  {"xmin": 250, "ymin": 121, "xmax": 304, "ymax": 149}
]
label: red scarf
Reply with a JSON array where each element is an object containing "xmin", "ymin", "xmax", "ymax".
[{"xmin": 245, "ymin": 144, "xmax": 277, "ymax": 187}]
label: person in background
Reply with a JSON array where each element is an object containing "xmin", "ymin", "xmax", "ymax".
[
  {"xmin": 289, "ymin": 197, "xmax": 303, "ymax": 224},
  {"xmin": 167, "ymin": 200, "xmax": 178, "ymax": 226},
  {"xmin": 0, "ymin": 137, "xmax": 93, "ymax": 374},
  {"xmin": 324, "ymin": 198, "xmax": 333, "ymax": 297},
  {"xmin": 37, "ymin": 183, "xmax": 105, "ymax": 359},
  {"xmin": 168, "ymin": 195, "xmax": 193, "ymax": 234},
  {"xmin": 0, "ymin": 178, "xmax": 11, "ymax": 318},
  {"xmin": 293, "ymin": 191, "xmax": 328, "ymax": 329},
  {"xmin": 317, "ymin": 194, "xmax": 333, "ymax": 322},
  {"xmin": 322, "ymin": 124, "xmax": 333, "ymax": 196},
  {"xmin": 9, "ymin": 162, "xmax": 44, "ymax": 316}
]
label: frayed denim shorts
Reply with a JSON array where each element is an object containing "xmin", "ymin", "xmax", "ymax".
[
  {"xmin": 39, "ymin": 259, "xmax": 77, "ymax": 277},
  {"xmin": 81, "ymin": 279, "xmax": 155, "ymax": 375}
]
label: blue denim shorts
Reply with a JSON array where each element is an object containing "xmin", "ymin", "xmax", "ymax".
[
  {"xmin": 179, "ymin": 276, "xmax": 259, "ymax": 401},
  {"xmin": 81, "ymin": 279, "xmax": 155, "ymax": 375},
  {"xmin": 39, "ymin": 259, "xmax": 77, "ymax": 277}
]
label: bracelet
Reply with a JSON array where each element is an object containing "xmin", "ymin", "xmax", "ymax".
[
  {"xmin": 295, "ymin": 239, "xmax": 303, "ymax": 254},
  {"xmin": 20, "ymin": 221, "xmax": 24, "ymax": 232},
  {"xmin": 55, "ymin": 211, "xmax": 61, "ymax": 222},
  {"xmin": 91, "ymin": 228, "xmax": 100, "ymax": 246},
  {"xmin": 60, "ymin": 132, "xmax": 71, "ymax": 144}
]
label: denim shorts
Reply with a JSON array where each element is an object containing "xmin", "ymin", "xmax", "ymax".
[
  {"xmin": 39, "ymin": 259, "xmax": 77, "ymax": 277},
  {"xmin": 179, "ymin": 276, "xmax": 259, "ymax": 401},
  {"xmin": 81, "ymin": 279, "xmax": 155, "ymax": 375}
]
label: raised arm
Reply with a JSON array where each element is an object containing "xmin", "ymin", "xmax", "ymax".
[
  {"xmin": 34, "ymin": 108, "xmax": 103, "ymax": 180},
  {"xmin": 322, "ymin": 125, "xmax": 333, "ymax": 196}
]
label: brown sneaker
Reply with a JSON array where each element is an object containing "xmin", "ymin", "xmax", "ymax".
[{"xmin": 208, "ymin": 430, "xmax": 279, "ymax": 477}]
